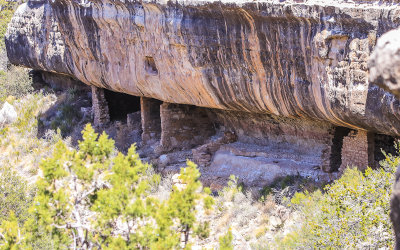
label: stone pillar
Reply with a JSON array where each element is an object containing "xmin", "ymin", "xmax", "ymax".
[
  {"xmin": 141, "ymin": 97, "xmax": 162, "ymax": 145},
  {"xmin": 159, "ymin": 103, "xmax": 215, "ymax": 153},
  {"xmin": 91, "ymin": 86, "xmax": 110, "ymax": 127},
  {"xmin": 339, "ymin": 130, "xmax": 374, "ymax": 172},
  {"xmin": 320, "ymin": 129, "xmax": 335, "ymax": 173}
]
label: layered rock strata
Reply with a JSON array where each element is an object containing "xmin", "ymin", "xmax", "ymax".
[
  {"xmin": 6, "ymin": 0, "xmax": 400, "ymax": 187},
  {"xmin": 6, "ymin": 0, "xmax": 400, "ymax": 135}
]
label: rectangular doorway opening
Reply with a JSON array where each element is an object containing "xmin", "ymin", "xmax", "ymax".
[
  {"xmin": 103, "ymin": 89, "xmax": 141, "ymax": 122},
  {"xmin": 329, "ymin": 126, "xmax": 352, "ymax": 172},
  {"xmin": 374, "ymin": 133, "xmax": 397, "ymax": 165}
]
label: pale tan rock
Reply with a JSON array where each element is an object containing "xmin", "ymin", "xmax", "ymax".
[{"xmin": 370, "ymin": 28, "xmax": 400, "ymax": 99}]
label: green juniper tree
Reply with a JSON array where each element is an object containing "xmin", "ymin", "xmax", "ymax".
[
  {"xmin": 219, "ymin": 228, "xmax": 233, "ymax": 250},
  {"xmin": 0, "ymin": 0, "xmax": 17, "ymax": 50},
  {"xmin": 0, "ymin": 124, "xmax": 214, "ymax": 249}
]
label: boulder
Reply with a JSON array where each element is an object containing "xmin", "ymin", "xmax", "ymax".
[
  {"xmin": 369, "ymin": 28, "xmax": 400, "ymax": 99},
  {"xmin": 0, "ymin": 102, "xmax": 17, "ymax": 125}
]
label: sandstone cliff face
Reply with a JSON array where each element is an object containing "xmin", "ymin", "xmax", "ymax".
[{"xmin": 5, "ymin": 0, "xmax": 400, "ymax": 136}]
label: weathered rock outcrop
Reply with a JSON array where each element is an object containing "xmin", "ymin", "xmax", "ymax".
[
  {"xmin": 368, "ymin": 22, "xmax": 400, "ymax": 249},
  {"xmin": 369, "ymin": 25, "xmax": 400, "ymax": 250},
  {"xmin": 370, "ymin": 28, "xmax": 400, "ymax": 100},
  {"xmin": 6, "ymin": 0, "xmax": 400, "ymax": 187},
  {"xmin": 6, "ymin": 0, "xmax": 400, "ymax": 135}
]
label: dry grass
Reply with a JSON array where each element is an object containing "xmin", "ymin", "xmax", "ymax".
[
  {"xmin": 0, "ymin": 93, "xmax": 59, "ymax": 178},
  {"xmin": 0, "ymin": 65, "xmax": 33, "ymax": 101}
]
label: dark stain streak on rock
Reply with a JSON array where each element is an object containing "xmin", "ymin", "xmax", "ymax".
[{"xmin": 5, "ymin": 0, "xmax": 400, "ymax": 136}]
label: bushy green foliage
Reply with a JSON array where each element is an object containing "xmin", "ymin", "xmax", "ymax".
[
  {"xmin": 259, "ymin": 174, "xmax": 324, "ymax": 204},
  {"xmin": 0, "ymin": 92, "xmax": 69, "ymax": 249},
  {"xmin": 275, "ymin": 145, "xmax": 400, "ymax": 249},
  {"xmin": 0, "ymin": 124, "xmax": 214, "ymax": 249},
  {"xmin": 0, "ymin": 0, "xmax": 17, "ymax": 50},
  {"xmin": 14, "ymin": 93, "xmax": 43, "ymax": 137},
  {"xmin": 219, "ymin": 228, "xmax": 233, "ymax": 250},
  {"xmin": 219, "ymin": 175, "xmax": 243, "ymax": 200},
  {"xmin": 0, "ymin": 166, "xmax": 33, "ymax": 223},
  {"xmin": 0, "ymin": 167, "xmax": 33, "ymax": 249},
  {"xmin": 0, "ymin": 163, "xmax": 53, "ymax": 249},
  {"xmin": 0, "ymin": 65, "xmax": 33, "ymax": 101}
]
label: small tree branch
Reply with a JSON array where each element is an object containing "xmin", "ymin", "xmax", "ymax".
[
  {"xmin": 71, "ymin": 229, "xmax": 76, "ymax": 250},
  {"xmin": 76, "ymin": 186, "xmax": 97, "ymax": 204}
]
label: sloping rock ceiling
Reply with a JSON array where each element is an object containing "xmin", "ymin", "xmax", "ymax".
[{"xmin": 5, "ymin": 0, "xmax": 400, "ymax": 135}]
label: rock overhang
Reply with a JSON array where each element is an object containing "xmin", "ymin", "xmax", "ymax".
[{"xmin": 5, "ymin": 0, "xmax": 400, "ymax": 136}]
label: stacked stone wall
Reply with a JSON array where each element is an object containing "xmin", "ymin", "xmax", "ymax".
[
  {"xmin": 340, "ymin": 130, "xmax": 374, "ymax": 171},
  {"xmin": 159, "ymin": 103, "xmax": 215, "ymax": 152},
  {"xmin": 192, "ymin": 131, "xmax": 237, "ymax": 167},
  {"xmin": 321, "ymin": 129, "xmax": 335, "ymax": 173},
  {"xmin": 91, "ymin": 86, "xmax": 110, "ymax": 127},
  {"xmin": 141, "ymin": 97, "xmax": 162, "ymax": 145}
]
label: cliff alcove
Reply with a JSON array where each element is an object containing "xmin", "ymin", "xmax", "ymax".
[
  {"xmin": 103, "ymin": 89, "xmax": 141, "ymax": 122},
  {"xmin": 6, "ymin": 0, "xmax": 400, "ymax": 189},
  {"xmin": 329, "ymin": 127, "xmax": 352, "ymax": 172},
  {"xmin": 374, "ymin": 133, "xmax": 397, "ymax": 165}
]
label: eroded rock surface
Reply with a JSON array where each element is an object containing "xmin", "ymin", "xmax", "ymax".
[
  {"xmin": 6, "ymin": 0, "xmax": 400, "ymax": 188},
  {"xmin": 370, "ymin": 28, "xmax": 400, "ymax": 100},
  {"xmin": 6, "ymin": 0, "xmax": 400, "ymax": 135}
]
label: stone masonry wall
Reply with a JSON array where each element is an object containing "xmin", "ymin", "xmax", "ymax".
[
  {"xmin": 321, "ymin": 129, "xmax": 335, "ymax": 173},
  {"xmin": 340, "ymin": 130, "xmax": 374, "ymax": 171},
  {"xmin": 159, "ymin": 103, "xmax": 215, "ymax": 153},
  {"xmin": 192, "ymin": 131, "xmax": 237, "ymax": 167},
  {"xmin": 211, "ymin": 110, "xmax": 334, "ymax": 171},
  {"xmin": 141, "ymin": 97, "xmax": 162, "ymax": 145},
  {"xmin": 91, "ymin": 86, "xmax": 110, "ymax": 127}
]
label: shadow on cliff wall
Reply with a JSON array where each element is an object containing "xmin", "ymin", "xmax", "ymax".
[
  {"xmin": 365, "ymin": 83, "xmax": 400, "ymax": 164},
  {"xmin": 34, "ymin": 73, "xmax": 142, "ymax": 152}
]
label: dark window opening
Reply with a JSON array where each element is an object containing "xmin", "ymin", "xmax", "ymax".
[
  {"xmin": 329, "ymin": 126, "xmax": 352, "ymax": 172},
  {"xmin": 103, "ymin": 89, "xmax": 141, "ymax": 122},
  {"xmin": 374, "ymin": 134, "xmax": 397, "ymax": 165},
  {"xmin": 145, "ymin": 56, "xmax": 158, "ymax": 75}
]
